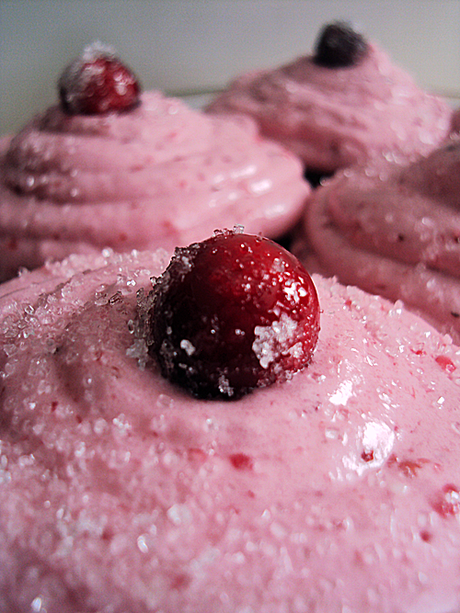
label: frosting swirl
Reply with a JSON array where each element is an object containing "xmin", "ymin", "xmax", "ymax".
[
  {"xmin": 207, "ymin": 43, "xmax": 451, "ymax": 172},
  {"xmin": 299, "ymin": 134, "xmax": 460, "ymax": 342},
  {"xmin": 0, "ymin": 92, "xmax": 309, "ymax": 280}
]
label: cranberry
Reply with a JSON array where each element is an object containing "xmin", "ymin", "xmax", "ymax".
[
  {"xmin": 314, "ymin": 21, "xmax": 368, "ymax": 68},
  {"xmin": 59, "ymin": 42, "xmax": 140, "ymax": 115},
  {"xmin": 148, "ymin": 230, "xmax": 320, "ymax": 399}
]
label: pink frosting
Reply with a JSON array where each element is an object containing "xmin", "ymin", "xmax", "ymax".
[
  {"xmin": 0, "ymin": 91, "xmax": 310, "ymax": 280},
  {"xmin": 1, "ymin": 249, "xmax": 460, "ymax": 611},
  {"xmin": 298, "ymin": 133, "xmax": 460, "ymax": 343},
  {"xmin": 207, "ymin": 43, "xmax": 451, "ymax": 173}
]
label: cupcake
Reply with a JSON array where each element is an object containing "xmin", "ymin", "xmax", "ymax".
[
  {"xmin": 1, "ymin": 230, "xmax": 460, "ymax": 612},
  {"xmin": 207, "ymin": 21, "xmax": 451, "ymax": 175},
  {"xmin": 296, "ymin": 129, "xmax": 460, "ymax": 344},
  {"xmin": 0, "ymin": 43, "xmax": 310, "ymax": 281}
]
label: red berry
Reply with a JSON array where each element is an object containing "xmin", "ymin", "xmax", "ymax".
[
  {"xmin": 59, "ymin": 42, "xmax": 140, "ymax": 115},
  {"xmin": 147, "ymin": 230, "xmax": 320, "ymax": 399}
]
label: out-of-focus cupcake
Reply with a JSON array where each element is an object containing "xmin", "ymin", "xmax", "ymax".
[
  {"xmin": 296, "ymin": 128, "xmax": 460, "ymax": 343},
  {"xmin": 0, "ymin": 43, "xmax": 310, "ymax": 281},
  {"xmin": 207, "ymin": 21, "xmax": 451, "ymax": 176},
  {"xmin": 1, "ymin": 232, "xmax": 460, "ymax": 612}
]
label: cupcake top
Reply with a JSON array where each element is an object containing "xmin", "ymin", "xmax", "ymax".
[
  {"xmin": 1, "ymin": 236, "xmax": 460, "ymax": 612},
  {"xmin": 298, "ymin": 129, "xmax": 460, "ymax": 343},
  {"xmin": 207, "ymin": 21, "xmax": 451, "ymax": 173},
  {"xmin": 0, "ymin": 43, "xmax": 309, "ymax": 281}
]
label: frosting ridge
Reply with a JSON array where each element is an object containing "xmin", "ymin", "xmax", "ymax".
[{"xmin": 0, "ymin": 91, "xmax": 309, "ymax": 280}]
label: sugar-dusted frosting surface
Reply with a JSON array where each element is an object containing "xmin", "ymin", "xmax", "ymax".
[
  {"xmin": 299, "ymin": 133, "xmax": 460, "ymax": 344},
  {"xmin": 0, "ymin": 91, "xmax": 309, "ymax": 280},
  {"xmin": 207, "ymin": 43, "xmax": 451, "ymax": 173},
  {"xmin": 1, "ymin": 249, "xmax": 460, "ymax": 612}
]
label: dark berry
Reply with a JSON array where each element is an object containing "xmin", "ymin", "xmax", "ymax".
[
  {"xmin": 147, "ymin": 230, "xmax": 320, "ymax": 400},
  {"xmin": 313, "ymin": 21, "xmax": 368, "ymax": 68},
  {"xmin": 59, "ymin": 42, "xmax": 140, "ymax": 115}
]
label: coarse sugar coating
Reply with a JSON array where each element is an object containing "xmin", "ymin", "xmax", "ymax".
[
  {"xmin": 1, "ymin": 248, "xmax": 460, "ymax": 611},
  {"xmin": 206, "ymin": 22, "xmax": 451, "ymax": 174},
  {"xmin": 0, "ymin": 69, "xmax": 309, "ymax": 281},
  {"xmin": 297, "ymin": 130, "xmax": 460, "ymax": 345}
]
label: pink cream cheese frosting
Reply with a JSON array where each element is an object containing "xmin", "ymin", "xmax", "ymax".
[
  {"xmin": 206, "ymin": 42, "xmax": 451, "ymax": 174},
  {"xmin": 1, "ymin": 249, "xmax": 460, "ymax": 611},
  {"xmin": 0, "ymin": 91, "xmax": 309, "ymax": 281},
  {"xmin": 298, "ymin": 133, "xmax": 460, "ymax": 344}
]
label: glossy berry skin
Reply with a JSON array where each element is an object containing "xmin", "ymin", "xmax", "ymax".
[
  {"xmin": 314, "ymin": 21, "xmax": 368, "ymax": 68},
  {"xmin": 59, "ymin": 43, "xmax": 140, "ymax": 115},
  {"xmin": 148, "ymin": 231, "xmax": 320, "ymax": 400}
]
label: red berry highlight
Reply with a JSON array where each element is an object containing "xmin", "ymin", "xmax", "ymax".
[
  {"xmin": 147, "ymin": 230, "xmax": 320, "ymax": 399},
  {"xmin": 59, "ymin": 42, "xmax": 140, "ymax": 115}
]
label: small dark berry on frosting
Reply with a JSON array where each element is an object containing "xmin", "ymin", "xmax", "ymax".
[
  {"xmin": 314, "ymin": 21, "xmax": 368, "ymax": 68},
  {"xmin": 147, "ymin": 229, "xmax": 320, "ymax": 400},
  {"xmin": 59, "ymin": 42, "xmax": 140, "ymax": 115}
]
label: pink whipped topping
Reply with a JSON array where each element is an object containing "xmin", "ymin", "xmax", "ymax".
[
  {"xmin": 206, "ymin": 42, "xmax": 451, "ymax": 173},
  {"xmin": 1, "ymin": 249, "xmax": 460, "ymax": 611},
  {"xmin": 298, "ymin": 133, "xmax": 460, "ymax": 344},
  {"xmin": 0, "ymin": 91, "xmax": 309, "ymax": 280}
]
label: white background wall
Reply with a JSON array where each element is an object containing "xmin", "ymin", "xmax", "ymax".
[{"xmin": 1, "ymin": 0, "xmax": 460, "ymax": 136}]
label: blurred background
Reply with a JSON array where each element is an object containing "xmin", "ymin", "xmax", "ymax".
[{"xmin": 1, "ymin": 0, "xmax": 459, "ymax": 136}]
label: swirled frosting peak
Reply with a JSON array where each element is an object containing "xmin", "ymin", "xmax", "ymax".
[
  {"xmin": 207, "ymin": 24, "xmax": 451, "ymax": 173},
  {"xmin": 0, "ymin": 89, "xmax": 310, "ymax": 280}
]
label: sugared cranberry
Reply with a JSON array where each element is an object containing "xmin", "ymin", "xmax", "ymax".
[
  {"xmin": 147, "ymin": 230, "xmax": 320, "ymax": 399},
  {"xmin": 59, "ymin": 42, "xmax": 140, "ymax": 115},
  {"xmin": 314, "ymin": 21, "xmax": 368, "ymax": 68}
]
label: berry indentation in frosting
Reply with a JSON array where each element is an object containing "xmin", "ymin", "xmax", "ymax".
[
  {"xmin": 59, "ymin": 42, "xmax": 140, "ymax": 115},
  {"xmin": 147, "ymin": 229, "xmax": 320, "ymax": 400},
  {"xmin": 313, "ymin": 21, "xmax": 368, "ymax": 68}
]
